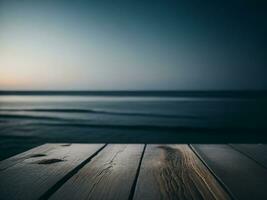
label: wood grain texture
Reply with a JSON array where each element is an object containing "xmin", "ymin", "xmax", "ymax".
[
  {"xmin": 0, "ymin": 144, "xmax": 58, "ymax": 171},
  {"xmin": 50, "ymin": 144, "xmax": 144, "ymax": 200},
  {"xmin": 133, "ymin": 144, "xmax": 230, "ymax": 200},
  {"xmin": 0, "ymin": 143, "xmax": 104, "ymax": 200},
  {"xmin": 192, "ymin": 144, "xmax": 267, "ymax": 200},
  {"xmin": 230, "ymin": 144, "xmax": 267, "ymax": 169}
]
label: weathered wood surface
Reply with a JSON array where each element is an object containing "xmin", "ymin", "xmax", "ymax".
[
  {"xmin": 0, "ymin": 143, "xmax": 104, "ymax": 200},
  {"xmin": 0, "ymin": 144, "xmax": 58, "ymax": 171},
  {"xmin": 1, "ymin": 143, "xmax": 267, "ymax": 200},
  {"xmin": 133, "ymin": 144, "xmax": 231, "ymax": 200},
  {"xmin": 230, "ymin": 144, "xmax": 267, "ymax": 169},
  {"xmin": 50, "ymin": 144, "xmax": 144, "ymax": 200},
  {"xmin": 192, "ymin": 144, "xmax": 267, "ymax": 200}
]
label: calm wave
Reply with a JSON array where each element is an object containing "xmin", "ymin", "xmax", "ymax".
[{"xmin": 0, "ymin": 92, "xmax": 267, "ymax": 160}]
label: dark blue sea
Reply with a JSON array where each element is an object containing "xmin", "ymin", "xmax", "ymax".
[{"xmin": 0, "ymin": 91, "xmax": 267, "ymax": 160}]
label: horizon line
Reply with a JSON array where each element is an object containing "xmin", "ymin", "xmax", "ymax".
[{"xmin": 1, "ymin": 90, "xmax": 267, "ymax": 97}]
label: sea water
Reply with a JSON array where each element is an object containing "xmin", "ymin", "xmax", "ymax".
[{"xmin": 0, "ymin": 92, "xmax": 266, "ymax": 160}]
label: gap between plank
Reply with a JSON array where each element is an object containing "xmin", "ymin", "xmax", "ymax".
[
  {"xmin": 128, "ymin": 144, "xmax": 147, "ymax": 200},
  {"xmin": 228, "ymin": 144, "xmax": 267, "ymax": 170},
  {"xmin": 188, "ymin": 144, "xmax": 236, "ymax": 200},
  {"xmin": 38, "ymin": 143, "xmax": 108, "ymax": 200}
]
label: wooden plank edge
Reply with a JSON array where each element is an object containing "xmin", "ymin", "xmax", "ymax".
[
  {"xmin": 228, "ymin": 144, "xmax": 267, "ymax": 170},
  {"xmin": 189, "ymin": 144, "xmax": 236, "ymax": 200},
  {"xmin": 129, "ymin": 144, "xmax": 147, "ymax": 200},
  {"xmin": 0, "ymin": 143, "xmax": 59, "ymax": 171},
  {"xmin": 39, "ymin": 143, "xmax": 108, "ymax": 200}
]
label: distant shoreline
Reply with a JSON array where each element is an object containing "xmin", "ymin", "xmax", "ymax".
[{"xmin": 0, "ymin": 90, "xmax": 267, "ymax": 98}]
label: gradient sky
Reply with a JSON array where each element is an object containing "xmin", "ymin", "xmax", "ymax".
[{"xmin": 0, "ymin": 0, "xmax": 266, "ymax": 90}]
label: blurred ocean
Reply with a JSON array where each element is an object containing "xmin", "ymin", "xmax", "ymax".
[{"xmin": 0, "ymin": 91, "xmax": 267, "ymax": 160}]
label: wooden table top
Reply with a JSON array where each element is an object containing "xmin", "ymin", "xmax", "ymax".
[{"xmin": 0, "ymin": 143, "xmax": 267, "ymax": 200}]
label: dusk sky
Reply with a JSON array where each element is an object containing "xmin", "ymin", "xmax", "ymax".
[{"xmin": 0, "ymin": 0, "xmax": 266, "ymax": 90}]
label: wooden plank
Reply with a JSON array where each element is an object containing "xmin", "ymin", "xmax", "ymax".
[
  {"xmin": 0, "ymin": 143, "xmax": 105, "ymax": 200},
  {"xmin": 133, "ymin": 144, "xmax": 231, "ymax": 200},
  {"xmin": 192, "ymin": 144, "xmax": 267, "ymax": 200},
  {"xmin": 50, "ymin": 144, "xmax": 144, "ymax": 200},
  {"xmin": 230, "ymin": 144, "xmax": 267, "ymax": 169},
  {"xmin": 0, "ymin": 143, "xmax": 59, "ymax": 171}
]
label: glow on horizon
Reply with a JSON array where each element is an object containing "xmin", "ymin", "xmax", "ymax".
[
  {"xmin": 0, "ymin": 0, "xmax": 267, "ymax": 90},
  {"xmin": 0, "ymin": 10, "xmax": 185, "ymax": 90}
]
